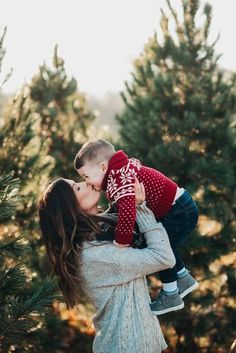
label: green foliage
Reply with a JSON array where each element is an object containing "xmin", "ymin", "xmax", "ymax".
[
  {"xmin": 29, "ymin": 45, "xmax": 95, "ymax": 178},
  {"xmin": 0, "ymin": 30, "xmax": 95, "ymax": 353},
  {"xmin": 0, "ymin": 44, "xmax": 95, "ymax": 275},
  {"xmin": 0, "ymin": 27, "xmax": 12, "ymax": 87},
  {"xmin": 0, "ymin": 171, "xmax": 19, "ymax": 221},
  {"xmin": 1, "ymin": 29, "xmax": 41, "ymax": 196},
  {"xmin": 0, "ymin": 88, "xmax": 47, "ymax": 181},
  {"xmin": 0, "ymin": 45, "xmax": 95, "ymax": 222},
  {"xmin": 117, "ymin": 0, "xmax": 236, "ymax": 351},
  {"xmin": 0, "ymin": 172, "xmax": 60, "ymax": 353}
]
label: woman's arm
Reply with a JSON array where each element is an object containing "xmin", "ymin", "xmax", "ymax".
[{"xmin": 84, "ymin": 203, "xmax": 176, "ymax": 288}]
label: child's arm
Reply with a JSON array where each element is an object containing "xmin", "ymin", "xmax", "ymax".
[{"xmin": 114, "ymin": 195, "xmax": 137, "ymax": 245}]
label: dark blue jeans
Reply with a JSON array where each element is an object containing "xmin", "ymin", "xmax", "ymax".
[{"xmin": 157, "ymin": 190, "xmax": 199, "ymax": 283}]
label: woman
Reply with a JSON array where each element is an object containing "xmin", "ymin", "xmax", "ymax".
[{"xmin": 38, "ymin": 178, "xmax": 175, "ymax": 353}]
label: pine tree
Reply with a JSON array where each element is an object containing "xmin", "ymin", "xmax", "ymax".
[
  {"xmin": 117, "ymin": 1, "xmax": 236, "ymax": 352},
  {"xmin": 0, "ymin": 172, "xmax": 60, "ymax": 353},
  {"xmin": 0, "ymin": 27, "xmax": 61, "ymax": 353},
  {"xmin": 0, "ymin": 44, "xmax": 95, "ymax": 274},
  {"xmin": 0, "ymin": 30, "xmax": 97, "ymax": 352},
  {"xmin": 0, "ymin": 32, "xmax": 54, "ymax": 284},
  {"xmin": 29, "ymin": 45, "xmax": 96, "ymax": 178},
  {"xmin": 0, "ymin": 27, "xmax": 44, "ymax": 188},
  {"xmin": 1, "ymin": 45, "xmax": 95, "ymax": 223}
]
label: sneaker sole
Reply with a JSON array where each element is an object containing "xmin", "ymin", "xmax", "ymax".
[
  {"xmin": 180, "ymin": 281, "xmax": 199, "ymax": 299},
  {"xmin": 151, "ymin": 302, "xmax": 184, "ymax": 315}
]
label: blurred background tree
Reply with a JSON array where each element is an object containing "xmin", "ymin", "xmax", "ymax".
[
  {"xmin": 0, "ymin": 29, "xmax": 95, "ymax": 352},
  {"xmin": 0, "ymin": 171, "xmax": 60, "ymax": 353},
  {"xmin": 117, "ymin": 0, "xmax": 236, "ymax": 352},
  {"xmin": 29, "ymin": 45, "xmax": 95, "ymax": 178},
  {"xmin": 0, "ymin": 42, "xmax": 96, "ymax": 270}
]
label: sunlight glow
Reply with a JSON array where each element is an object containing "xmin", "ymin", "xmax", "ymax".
[{"xmin": 0, "ymin": 0, "xmax": 235, "ymax": 96}]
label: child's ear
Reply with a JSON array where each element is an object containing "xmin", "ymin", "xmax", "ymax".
[{"xmin": 100, "ymin": 162, "xmax": 108, "ymax": 174}]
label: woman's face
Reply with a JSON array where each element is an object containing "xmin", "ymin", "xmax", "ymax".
[{"xmin": 65, "ymin": 179, "xmax": 101, "ymax": 215}]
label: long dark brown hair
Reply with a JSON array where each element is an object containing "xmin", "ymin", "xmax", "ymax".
[{"xmin": 38, "ymin": 178, "xmax": 101, "ymax": 309}]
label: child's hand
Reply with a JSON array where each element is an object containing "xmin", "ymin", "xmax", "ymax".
[{"xmin": 134, "ymin": 177, "xmax": 145, "ymax": 205}]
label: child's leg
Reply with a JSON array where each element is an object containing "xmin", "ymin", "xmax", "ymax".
[
  {"xmin": 150, "ymin": 191, "xmax": 198, "ymax": 315},
  {"xmin": 158, "ymin": 190, "xmax": 199, "ymax": 285}
]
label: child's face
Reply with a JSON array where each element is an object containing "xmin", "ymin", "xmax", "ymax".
[{"xmin": 77, "ymin": 162, "xmax": 107, "ymax": 191}]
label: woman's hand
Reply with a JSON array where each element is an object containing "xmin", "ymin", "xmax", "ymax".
[{"xmin": 134, "ymin": 177, "xmax": 146, "ymax": 205}]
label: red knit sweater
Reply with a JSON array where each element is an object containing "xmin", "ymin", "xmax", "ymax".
[{"xmin": 102, "ymin": 150, "xmax": 177, "ymax": 245}]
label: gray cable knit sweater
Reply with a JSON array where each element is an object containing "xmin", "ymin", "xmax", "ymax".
[{"xmin": 80, "ymin": 203, "xmax": 176, "ymax": 353}]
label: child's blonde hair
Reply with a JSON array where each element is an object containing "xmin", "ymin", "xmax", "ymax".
[{"xmin": 74, "ymin": 139, "xmax": 115, "ymax": 170}]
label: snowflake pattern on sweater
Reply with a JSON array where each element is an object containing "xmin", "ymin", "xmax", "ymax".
[{"xmin": 107, "ymin": 159, "xmax": 141, "ymax": 202}]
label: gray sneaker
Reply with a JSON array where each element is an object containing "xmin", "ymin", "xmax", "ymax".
[
  {"xmin": 150, "ymin": 289, "xmax": 184, "ymax": 315},
  {"xmin": 177, "ymin": 271, "xmax": 199, "ymax": 299}
]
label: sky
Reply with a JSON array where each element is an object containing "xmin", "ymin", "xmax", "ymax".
[{"xmin": 0, "ymin": 0, "xmax": 235, "ymax": 97}]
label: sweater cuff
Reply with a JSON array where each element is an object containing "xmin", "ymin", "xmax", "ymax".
[
  {"xmin": 113, "ymin": 240, "xmax": 130, "ymax": 247},
  {"xmin": 115, "ymin": 232, "xmax": 133, "ymax": 245}
]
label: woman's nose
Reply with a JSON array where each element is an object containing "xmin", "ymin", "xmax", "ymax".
[{"xmin": 76, "ymin": 181, "xmax": 86, "ymax": 189}]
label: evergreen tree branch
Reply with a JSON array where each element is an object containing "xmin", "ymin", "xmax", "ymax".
[{"xmin": 0, "ymin": 275, "xmax": 60, "ymax": 339}]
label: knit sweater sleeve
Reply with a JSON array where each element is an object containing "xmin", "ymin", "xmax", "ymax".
[
  {"xmin": 82, "ymin": 204, "xmax": 176, "ymax": 288},
  {"xmin": 115, "ymin": 196, "xmax": 136, "ymax": 245}
]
